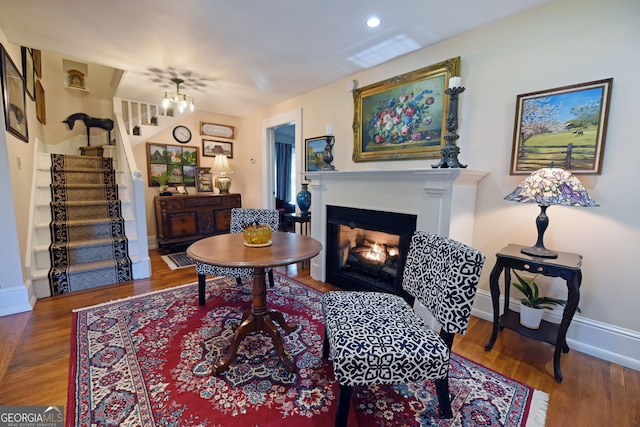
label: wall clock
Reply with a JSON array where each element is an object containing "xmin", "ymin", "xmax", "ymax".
[{"xmin": 173, "ymin": 125, "xmax": 192, "ymax": 144}]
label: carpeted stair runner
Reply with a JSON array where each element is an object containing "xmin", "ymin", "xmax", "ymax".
[{"xmin": 48, "ymin": 153, "xmax": 132, "ymax": 295}]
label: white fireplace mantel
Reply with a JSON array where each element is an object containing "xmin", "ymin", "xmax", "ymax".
[{"xmin": 304, "ymin": 168, "xmax": 487, "ymax": 282}]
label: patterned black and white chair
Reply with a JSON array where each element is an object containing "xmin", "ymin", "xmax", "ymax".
[
  {"xmin": 321, "ymin": 231, "xmax": 485, "ymax": 426},
  {"xmin": 195, "ymin": 208, "xmax": 280, "ymax": 304}
]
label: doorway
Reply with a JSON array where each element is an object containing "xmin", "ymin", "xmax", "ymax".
[
  {"xmin": 261, "ymin": 109, "xmax": 302, "ymax": 211},
  {"xmin": 274, "ymin": 124, "xmax": 296, "ymax": 205}
]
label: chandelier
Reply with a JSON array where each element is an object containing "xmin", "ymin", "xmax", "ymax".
[{"xmin": 162, "ymin": 77, "xmax": 195, "ymax": 113}]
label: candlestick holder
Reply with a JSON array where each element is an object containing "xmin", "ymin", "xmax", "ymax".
[
  {"xmin": 432, "ymin": 86, "xmax": 467, "ymax": 169},
  {"xmin": 321, "ymin": 135, "xmax": 336, "ymax": 170}
]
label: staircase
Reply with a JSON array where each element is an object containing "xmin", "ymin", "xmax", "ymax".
[
  {"xmin": 47, "ymin": 153, "xmax": 133, "ymax": 295},
  {"xmin": 25, "ymin": 99, "xmax": 184, "ymax": 299}
]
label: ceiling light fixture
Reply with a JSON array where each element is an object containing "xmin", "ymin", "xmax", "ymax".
[
  {"xmin": 366, "ymin": 17, "xmax": 381, "ymax": 28},
  {"xmin": 162, "ymin": 77, "xmax": 195, "ymax": 113}
]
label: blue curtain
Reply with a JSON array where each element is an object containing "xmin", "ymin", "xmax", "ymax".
[{"xmin": 275, "ymin": 142, "xmax": 292, "ymax": 202}]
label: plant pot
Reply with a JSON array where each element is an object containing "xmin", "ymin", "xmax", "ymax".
[{"xmin": 519, "ymin": 302, "xmax": 544, "ymax": 329}]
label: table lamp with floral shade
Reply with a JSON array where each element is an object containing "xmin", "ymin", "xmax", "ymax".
[{"xmin": 504, "ymin": 166, "xmax": 599, "ymax": 259}]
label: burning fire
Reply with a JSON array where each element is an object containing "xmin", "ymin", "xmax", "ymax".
[{"xmin": 363, "ymin": 243, "xmax": 386, "ymax": 262}]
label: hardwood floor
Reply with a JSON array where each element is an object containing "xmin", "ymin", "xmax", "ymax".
[{"xmin": 1, "ymin": 249, "xmax": 638, "ymax": 426}]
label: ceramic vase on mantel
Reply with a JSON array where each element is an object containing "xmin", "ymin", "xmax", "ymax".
[
  {"xmin": 519, "ymin": 302, "xmax": 544, "ymax": 329},
  {"xmin": 296, "ymin": 183, "xmax": 311, "ymax": 216}
]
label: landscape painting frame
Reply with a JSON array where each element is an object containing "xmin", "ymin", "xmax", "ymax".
[{"xmin": 510, "ymin": 78, "xmax": 612, "ymax": 175}]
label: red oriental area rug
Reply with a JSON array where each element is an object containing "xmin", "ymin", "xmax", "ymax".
[{"xmin": 67, "ymin": 273, "xmax": 548, "ymax": 426}]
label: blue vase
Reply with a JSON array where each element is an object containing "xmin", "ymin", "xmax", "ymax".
[{"xmin": 296, "ymin": 183, "xmax": 311, "ymax": 215}]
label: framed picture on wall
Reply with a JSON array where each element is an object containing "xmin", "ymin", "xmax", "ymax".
[
  {"xmin": 1, "ymin": 44, "xmax": 28, "ymax": 142},
  {"xmin": 146, "ymin": 142, "xmax": 199, "ymax": 186},
  {"xmin": 202, "ymin": 139, "xmax": 233, "ymax": 158},
  {"xmin": 35, "ymin": 80, "xmax": 46, "ymax": 124},
  {"xmin": 195, "ymin": 167, "xmax": 213, "ymax": 193},
  {"xmin": 21, "ymin": 47, "xmax": 35, "ymax": 100},
  {"xmin": 200, "ymin": 121, "xmax": 235, "ymax": 139},
  {"xmin": 510, "ymin": 78, "xmax": 612, "ymax": 175},
  {"xmin": 32, "ymin": 49, "xmax": 42, "ymax": 78},
  {"xmin": 352, "ymin": 56, "xmax": 460, "ymax": 162},
  {"xmin": 305, "ymin": 136, "xmax": 330, "ymax": 171}
]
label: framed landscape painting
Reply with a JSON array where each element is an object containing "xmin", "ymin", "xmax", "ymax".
[
  {"xmin": 305, "ymin": 136, "xmax": 330, "ymax": 171},
  {"xmin": 146, "ymin": 142, "xmax": 199, "ymax": 186},
  {"xmin": 352, "ymin": 57, "xmax": 460, "ymax": 162},
  {"xmin": 510, "ymin": 78, "xmax": 612, "ymax": 175}
]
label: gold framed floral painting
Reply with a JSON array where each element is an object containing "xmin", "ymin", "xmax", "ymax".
[{"xmin": 353, "ymin": 56, "xmax": 460, "ymax": 162}]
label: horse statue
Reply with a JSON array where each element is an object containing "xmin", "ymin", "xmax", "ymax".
[{"xmin": 63, "ymin": 113, "xmax": 114, "ymax": 147}]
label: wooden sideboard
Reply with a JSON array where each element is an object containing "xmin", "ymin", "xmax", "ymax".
[{"xmin": 154, "ymin": 194, "xmax": 241, "ymax": 249}]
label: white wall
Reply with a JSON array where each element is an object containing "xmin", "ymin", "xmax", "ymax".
[
  {"xmin": 240, "ymin": 0, "xmax": 640, "ymax": 344},
  {"xmin": 0, "ymin": 29, "xmax": 37, "ymax": 314}
]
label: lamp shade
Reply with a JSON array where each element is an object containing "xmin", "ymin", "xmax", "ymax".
[
  {"xmin": 211, "ymin": 154, "xmax": 232, "ymax": 174},
  {"xmin": 505, "ymin": 166, "xmax": 598, "ymax": 258},
  {"xmin": 504, "ymin": 167, "xmax": 598, "ymax": 207}
]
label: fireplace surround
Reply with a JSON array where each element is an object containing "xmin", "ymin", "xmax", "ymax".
[{"xmin": 304, "ymin": 169, "xmax": 487, "ymax": 285}]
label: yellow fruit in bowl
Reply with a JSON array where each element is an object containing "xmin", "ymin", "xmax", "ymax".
[{"xmin": 243, "ymin": 222, "xmax": 272, "ymax": 245}]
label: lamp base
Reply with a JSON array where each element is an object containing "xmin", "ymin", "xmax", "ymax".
[
  {"xmin": 520, "ymin": 245, "xmax": 558, "ymax": 259},
  {"xmin": 215, "ymin": 175, "xmax": 232, "ymax": 194}
]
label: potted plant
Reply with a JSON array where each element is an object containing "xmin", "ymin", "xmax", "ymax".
[
  {"xmin": 153, "ymin": 171, "xmax": 172, "ymax": 195},
  {"xmin": 512, "ymin": 271, "xmax": 580, "ymax": 329}
]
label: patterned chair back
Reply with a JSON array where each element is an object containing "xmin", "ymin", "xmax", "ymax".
[
  {"xmin": 230, "ymin": 208, "xmax": 280, "ymax": 233},
  {"xmin": 402, "ymin": 231, "xmax": 485, "ymax": 335}
]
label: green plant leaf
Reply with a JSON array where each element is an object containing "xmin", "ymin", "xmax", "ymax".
[{"xmin": 511, "ymin": 271, "xmax": 581, "ymax": 313}]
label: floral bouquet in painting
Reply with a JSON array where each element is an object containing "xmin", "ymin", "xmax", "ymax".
[{"xmin": 366, "ymin": 88, "xmax": 436, "ymax": 145}]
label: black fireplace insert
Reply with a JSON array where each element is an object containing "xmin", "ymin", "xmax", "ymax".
[{"xmin": 325, "ymin": 205, "xmax": 417, "ymax": 296}]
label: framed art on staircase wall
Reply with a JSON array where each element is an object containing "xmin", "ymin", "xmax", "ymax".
[{"xmin": 1, "ymin": 43, "xmax": 28, "ymax": 142}]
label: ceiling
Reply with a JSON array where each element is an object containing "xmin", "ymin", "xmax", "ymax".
[{"xmin": 0, "ymin": 0, "xmax": 548, "ymax": 117}]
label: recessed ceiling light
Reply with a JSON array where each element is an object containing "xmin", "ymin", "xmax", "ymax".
[{"xmin": 366, "ymin": 17, "xmax": 381, "ymax": 28}]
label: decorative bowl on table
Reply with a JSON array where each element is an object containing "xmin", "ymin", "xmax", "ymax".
[{"xmin": 243, "ymin": 222, "xmax": 272, "ymax": 247}]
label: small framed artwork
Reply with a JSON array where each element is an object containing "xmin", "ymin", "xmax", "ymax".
[
  {"xmin": 146, "ymin": 142, "xmax": 199, "ymax": 186},
  {"xmin": 35, "ymin": 80, "xmax": 46, "ymax": 124},
  {"xmin": 21, "ymin": 47, "xmax": 35, "ymax": 100},
  {"xmin": 200, "ymin": 121, "xmax": 235, "ymax": 139},
  {"xmin": 510, "ymin": 78, "xmax": 612, "ymax": 175},
  {"xmin": 195, "ymin": 167, "xmax": 213, "ymax": 193},
  {"xmin": 305, "ymin": 136, "xmax": 331, "ymax": 171},
  {"xmin": 173, "ymin": 184, "xmax": 189, "ymax": 195},
  {"xmin": 32, "ymin": 49, "xmax": 42, "ymax": 78},
  {"xmin": 1, "ymin": 44, "xmax": 28, "ymax": 142},
  {"xmin": 353, "ymin": 56, "xmax": 460, "ymax": 162},
  {"xmin": 202, "ymin": 139, "xmax": 233, "ymax": 158}
]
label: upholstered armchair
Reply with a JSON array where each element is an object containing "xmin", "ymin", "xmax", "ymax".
[
  {"xmin": 195, "ymin": 208, "xmax": 280, "ymax": 298},
  {"xmin": 321, "ymin": 231, "xmax": 485, "ymax": 426}
]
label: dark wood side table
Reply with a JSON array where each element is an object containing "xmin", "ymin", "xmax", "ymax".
[
  {"xmin": 284, "ymin": 213, "xmax": 311, "ymax": 235},
  {"xmin": 484, "ymin": 244, "xmax": 582, "ymax": 382}
]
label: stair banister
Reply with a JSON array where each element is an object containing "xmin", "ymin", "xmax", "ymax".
[{"xmin": 113, "ymin": 103, "xmax": 151, "ymax": 279}]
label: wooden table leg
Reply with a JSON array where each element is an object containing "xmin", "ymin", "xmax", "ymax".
[{"xmin": 213, "ymin": 267, "xmax": 297, "ymax": 374}]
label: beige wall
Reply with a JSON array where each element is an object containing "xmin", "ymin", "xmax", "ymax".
[
  {"xmin": 239, "ymin": 0, "xmax": 640, "ymax": 333},
  {"xmin": 41, "ymin": 51, "xmax": 118, "ymax": 145}
]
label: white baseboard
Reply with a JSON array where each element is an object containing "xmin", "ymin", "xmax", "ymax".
[
  {"xmin": 0, "ymin": 285, "xmax": 34, "ymax": 317},
  {"xmin": 472, "ymin": 289, "xmax": 640, "ymax": 371}
]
